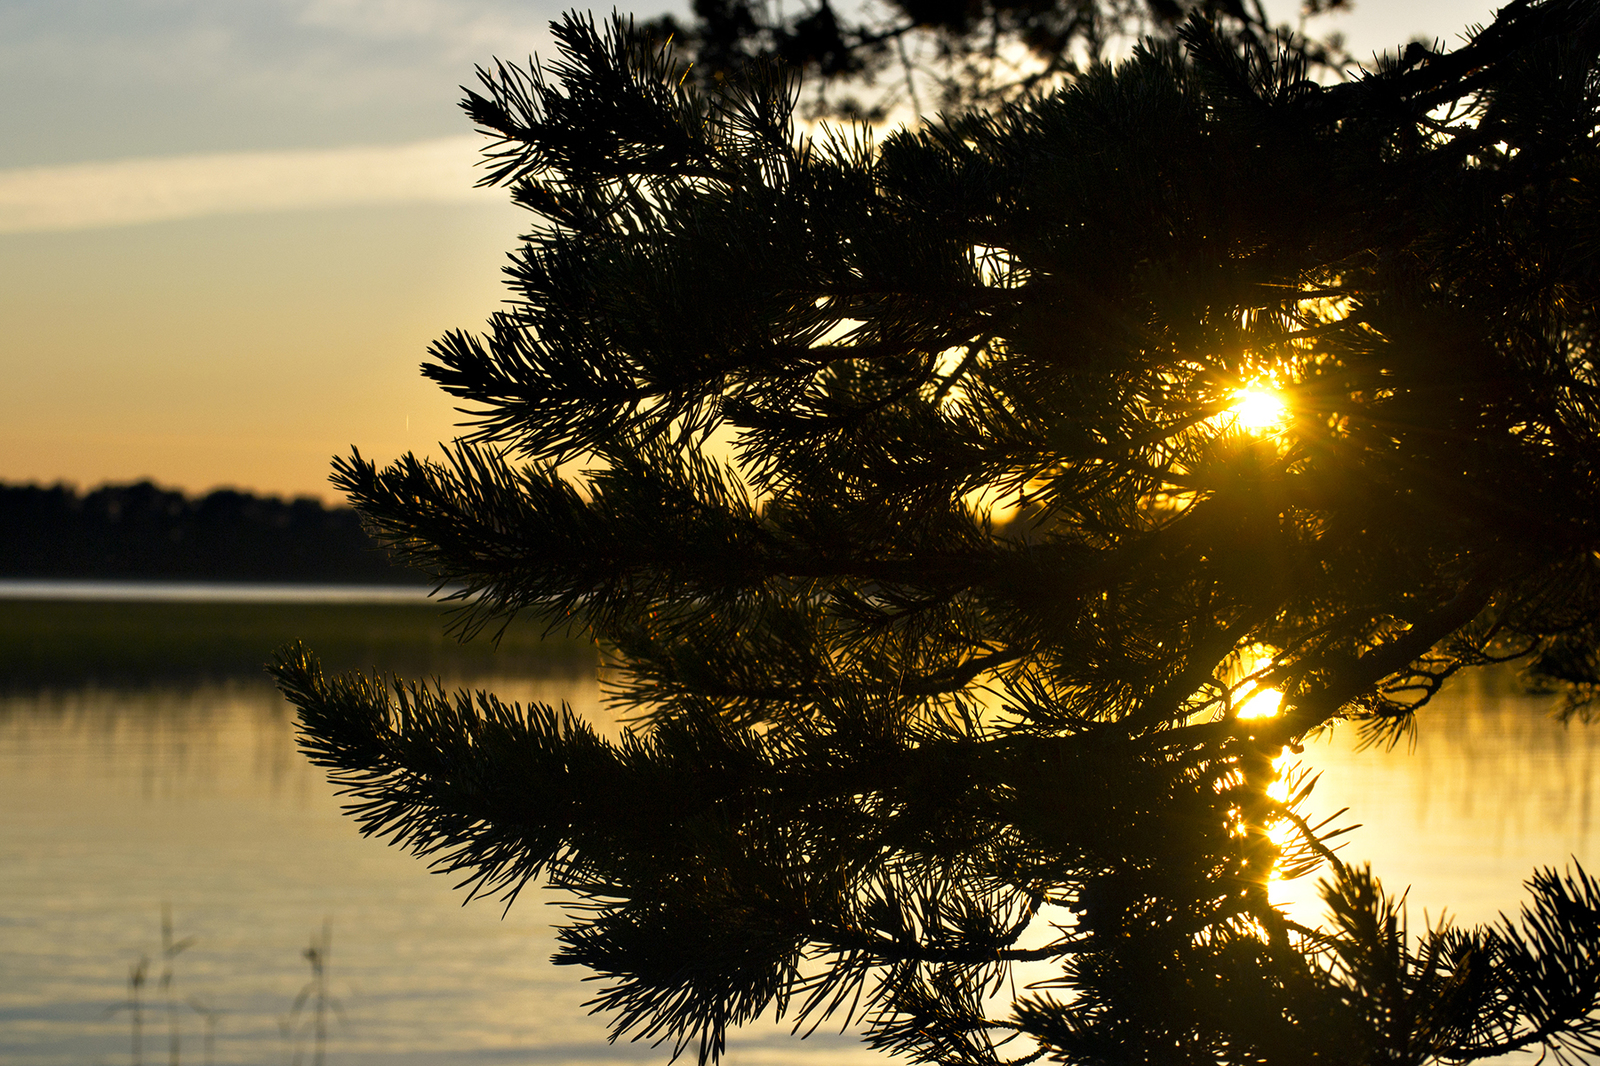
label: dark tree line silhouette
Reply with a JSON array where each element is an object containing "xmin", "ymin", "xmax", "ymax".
[{"xmin": 0, "ymin": 481, "xmax": 417, "ymax": 584}]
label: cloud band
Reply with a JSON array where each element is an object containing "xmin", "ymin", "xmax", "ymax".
[{"xmin": 0, "ymin": 136, "xmax": 498, "ymax": 234}]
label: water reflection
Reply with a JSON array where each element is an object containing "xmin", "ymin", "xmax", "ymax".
[
  {"xmin": 0, "ymin": 675, "xmax": 875, "ymax": 1066},
  {"xmin": 1271, "ymin": 673, "xmax": 1600, "ymax": 935},
  {"xmin": 4, "ymin": 666, "xmax": 1597, "ymax": 1065}
]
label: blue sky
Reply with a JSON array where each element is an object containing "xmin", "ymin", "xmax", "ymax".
[
  {"xmin": 0, "ymin": 0, "xmax": 1506, "ymax": 499},
  {"xmin": 0, "ymin": 0, "xmax": 572, "ymax": 165}
]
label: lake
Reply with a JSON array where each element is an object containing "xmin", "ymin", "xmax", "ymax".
[{"xmin": 3, "ymin": 590, "xmax": 1596, "ymax": 1064}]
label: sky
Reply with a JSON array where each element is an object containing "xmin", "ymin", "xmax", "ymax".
[{"xmin": 0, "ymin": 0, "xmax": 1511, "ymax": 501}]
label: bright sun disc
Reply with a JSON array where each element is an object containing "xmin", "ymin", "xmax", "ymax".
[
  {"xmin": 1236, "ymin": 686, "xmax": 1283, "ymax": 720},
  {"xmin": 1231, "ymin": 388, "xmax": 1290, "ymax": 433}
]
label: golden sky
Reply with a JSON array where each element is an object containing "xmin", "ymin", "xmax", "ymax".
[{"xmin": 0, "ymin": 0, "xmax": 1506, "ymax": 501}]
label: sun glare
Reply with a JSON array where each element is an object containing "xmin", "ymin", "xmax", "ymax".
[
  {"xmin": 1230, "ymin": 388, "xmax": 1291, "ymax": 433},
  {"xmin": 1231, "ymin": 645, "xmax": 1283, "ymax": 720},
  {"xmin": 1235, "ymin": 685, "xmax": 1283, "ymax": 720}
]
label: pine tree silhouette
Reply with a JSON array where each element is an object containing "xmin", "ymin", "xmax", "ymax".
[
  {"xmin": 638, "ymin": 0, "xmax": 1355, "ymax": 119},
  {"xmin": 277, "ymin": 3, "xmax": 1600, "ymax": 1061}
]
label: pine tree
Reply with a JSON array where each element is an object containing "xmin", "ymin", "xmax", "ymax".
[
  {"xmin": 275, "ymin": 2, "xmax": 1600, "ymax": 1061},
  {"xmin": 639, "ymin": 0, "xmax": 1355, "ymax": 118}
]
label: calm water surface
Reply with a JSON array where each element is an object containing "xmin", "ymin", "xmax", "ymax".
[
  {"xmin": 0, "ymin": 671, "xmax": 874, "ymax": 1066},
  {"xmin": 3, "ymin": 664, "xmax": 1595, "ymax": 1064}
]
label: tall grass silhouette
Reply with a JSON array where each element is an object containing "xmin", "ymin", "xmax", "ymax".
[{"xmin": 109, "ymin": 907, "xmax": 345, "ymax": 1065}]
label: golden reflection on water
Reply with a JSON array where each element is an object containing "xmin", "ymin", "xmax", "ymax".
[
  {"xmin": 0, "ymin": 676, "xmax": 877, "ymax": 1066},
  {"xmin": 5, "ymin": 666, "xmax": 1595, "ymax": 1065},
  {"xmin": 1269, "ymin": 672, "xmax": 1600, "ymax": 934}
]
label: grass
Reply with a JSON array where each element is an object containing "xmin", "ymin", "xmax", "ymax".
[
  {"xmin": 0, "ymin": 598, "xmax": 594, "ymax": 690},
  {"xmin": 113, "ymin": 906, "xmax": 343, "ymax": 1066}
]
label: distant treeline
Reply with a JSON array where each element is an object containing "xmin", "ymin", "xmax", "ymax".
[{"xmin": 0, "ymin": 481, "xmax": 421, "ymax": 584}]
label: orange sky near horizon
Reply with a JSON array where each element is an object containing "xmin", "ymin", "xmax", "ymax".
[
  {"xmin": 1, "ymin": 197, "xmax": 521, "ymax": 503},
  {"xmin": 0, "ymin": 0, "xmax": 1507, "ymax": 503}
]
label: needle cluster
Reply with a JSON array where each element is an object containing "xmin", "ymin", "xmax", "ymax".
[{"xmin": 277, "ymin": 3, "xmax": 1600, "ymax": 1062}]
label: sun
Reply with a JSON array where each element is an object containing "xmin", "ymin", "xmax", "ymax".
[
  {"xmin": 1231, "ymin": 644, "xmax": 1284, "ymax": 720},
  {"xmin": 1235, "ymin": 685, "xmax": 1283, "ymax": 720},
  {"xmin": 1230, "ymin": 388, "xmax": 1291, "ymax": 433}
]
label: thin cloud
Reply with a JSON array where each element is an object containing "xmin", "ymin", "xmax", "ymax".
[
  {"xmin": 0, "ymin": 136, "xmax": 501, "ymax": 234},
  {"xmin": 291, "ymin": 0, "xmax": 555, "ymax": 56}
]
